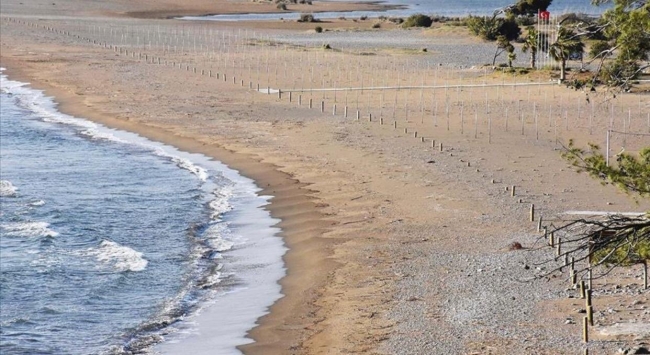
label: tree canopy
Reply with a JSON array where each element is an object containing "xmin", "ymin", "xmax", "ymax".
[
  {"xmin": 562, "ymin": 141, "xmax": 650, "ymax": 198},
  {"xmin": 586, "ymin": 0, "xmax": 650, "ymax": 87},
  {"xmin": 506, "ymin": 0, "xmax": 553, "ymax": 16},
  {"xmin": 540, "ymin": 142, "xmax": 650, "ymax": 276}
]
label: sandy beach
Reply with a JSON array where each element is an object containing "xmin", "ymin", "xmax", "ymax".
[{"xmin": 1, "ymin": 0, "xmax": 649, "ymax": 353}]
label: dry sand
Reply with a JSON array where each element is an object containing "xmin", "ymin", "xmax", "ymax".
[{"xmin": 1, "ymin": 1, "xmax": 649, "ymax": 354}]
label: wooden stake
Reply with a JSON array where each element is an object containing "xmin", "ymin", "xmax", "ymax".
[
  {"xmin": 530, "ymin": 204, "xmax": 535, "ymax": 222},
  {"xmin": 643, "ymin": 261, "xmax": 648, "ymax": 290}
]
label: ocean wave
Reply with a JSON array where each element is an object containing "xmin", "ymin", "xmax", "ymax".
[
  {"xmin": 153, "ymin": 148, "xmax": 209, "ymax": 182},
  {"xmin": 203, "ymin": 223, "xmax": 234, "ymax": 252},
  {"xmin": 208, "ymin": 186, "xmax": 234, "ymax": 220},
  {"xmin": 0, "ymin": 221, "xmax": 59, "ymax": 238},
  {"xmin": 1, "ymin": 72, "xmax": 209, "ymax": 183},
  {"xmin": 88, "ymin": 240, "xmax": 148, "ymax": 272},
  {"xmin": 28, "ymin": 200, "xmax": 45, "ymax": 207},
  {"xmin": 78, "ymin": 128, "xmax": 128, "ymax": 144},
  {"xmin": 0, "ymin": 180, "xmax": 17, "ymax": 197}
]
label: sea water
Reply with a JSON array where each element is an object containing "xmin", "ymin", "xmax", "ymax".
[
  {"xmin": 0, "ymin": 71, "xmax": 286, "ymax": 354},
  {"xmin": 182, "ymin": 0, "xmax": 607, "ymax": 21}
]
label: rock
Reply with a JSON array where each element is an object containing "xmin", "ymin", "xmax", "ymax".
[{"xmin": 632, "ymin": 346, "xmax": 650, "ymax": 354}]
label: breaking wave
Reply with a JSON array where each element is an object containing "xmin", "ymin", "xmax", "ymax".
[
  {"xmin": 1, "ymin": 221, "xmax": 59, "ymax": 238},
  {"xmin": 87, "ymin": 240, "xmax": 148, "ymax": 272},
  {"xmin": 0, "ymin": 180, "xmax": 17, "ymax": 197}
]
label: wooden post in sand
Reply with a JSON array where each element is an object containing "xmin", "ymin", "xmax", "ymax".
[
  {"xmin": 321, "ymin": 101, "xmax": 325, "ymax": 113},
  {"xmin": 344, "ymin": 106, "xmax": 348, "ymax": 118},
  {"xmin": 644, "ymin": 261, "xmax": 648, "ymax": 290},
  {"xmin": 582, "ymin": 317, "xmax": 589, "ymax": 343},
  {"xmin": 537, "ymin": 216, "xmax": 543, "ymax": 233},
  {"xmin": 309, "ymin": 98, "xmax": 313, "ymax": 109},
  {"xmin": 530, "ymin": 204, "xmax": 535, "ymax": 222},
  {"xmin": 439, "ymin": 142, "xmax": 443, "ymax": 152},
  {"xmin": 333, "ymin": 104, "xmax": 337, "ymax": 116},
  {"xmin": 511, "ymin": 186, "xmax": 516, "ymax": 197}
]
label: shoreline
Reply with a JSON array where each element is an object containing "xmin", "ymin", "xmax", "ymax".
[
  {"xmin": 2, "ymin": 7, "xmax": 648, "ymax": 353},
  {"xmin": 0, "ymin": 60, "xmax": 335, "ymax": 354}
]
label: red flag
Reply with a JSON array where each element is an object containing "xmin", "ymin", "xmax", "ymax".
[{"xmin": 539, "ymin": 11, "xmax": 550, "ymax": 20}]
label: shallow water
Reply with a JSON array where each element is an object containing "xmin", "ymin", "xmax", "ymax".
[
  {"xmin": 0, "ymin": 72, "xmax": 285, "ymax": 354},
  {"xmin": 181, "ymin": 0, "xmax": 606, "ymax": 21}
]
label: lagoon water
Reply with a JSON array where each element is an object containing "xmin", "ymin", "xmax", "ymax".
[
  {"xmin": 0, "ymin": 72, "xmax": 285, "ymax": 354},
  {"xmin": 183, "ymin": 0, "xmax": 607, "ymax": 21}
]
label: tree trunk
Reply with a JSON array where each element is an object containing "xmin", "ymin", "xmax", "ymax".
[
  {"xmin": 560, "ymin": 59, "xmax": 567, "ymax": 81},
  {"xmin": 530, "ymin": 51, "xmax": 536, "ymax": 69}
]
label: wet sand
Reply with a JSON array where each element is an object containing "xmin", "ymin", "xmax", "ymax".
[{"xmin": 1, "ymin": 1, "xmax": 649, "ymax": 353}]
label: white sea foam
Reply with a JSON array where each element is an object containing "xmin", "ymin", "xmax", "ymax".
[
  {"xmin": 203, "ymin": 223, "xmax": 234, "ymax": 252},
  {"xmin": 28, "ymin": 200, "xmax": 46, "ymax": 207},
  {"xmin": 79, "ymin": 128, "xmax": 128, "ymax": 144},
  {"xmin": 208, "ymin": 185, "xmax": 234, "ymax": 220},
  {"xmin": 1, "ymin": 221, "xmax": 59, "ymax": 238},
  {"xmin": 89, "ymin": 240, "xmax": 148, "ymax": 272},
  {"xmin": 0, "ymin": 180, "xmax": 17, "ymax": 197},
  {"xmin": 1, "ymin": 72, "xmax": 209, "ymax": 183},
  {"xmin": 152, "ymin": 147, "xmax": 209, "ymax": 182}
]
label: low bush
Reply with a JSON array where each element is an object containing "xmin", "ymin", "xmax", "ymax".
[
  {"xmin": 298, "ymin": 13, "xmax": 318, "ymax": 23},
  {"xmin": 402, "ymin": 14, "xmax": 433, "ymax": 28},
  {"xmin": 315, "ymin": 25, "xmax": 323, "ymax": 33}
]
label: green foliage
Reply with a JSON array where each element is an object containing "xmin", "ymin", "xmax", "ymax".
[
  {"xmin": 402, "ymin": 14, "xmax": 433, "ymax": 28},
  {"xmin": 466, "ymin": 15, "xmax": 521, "ymax": 41},
  {"xmin": 593, "ymin": 238, "xmax": 650, "ymax": 265},
  {"xmin": 466, "ymin": 15, "xmax": 502, "ymax": 40},
  {"xmin": 555, "ymin": 141, "xmax": 650, "ymax": 268},
  {"xmin": 561, "ymin": 141, "xmax": 650, "ymax": 197},
  {"xmin": 600, "ymin": 60, "xmax": 640, "ymax": 86},
  {"xmin": 499, "ymin": 16, "xmax": 522, "ymax": 41},
  {"xmin": 507, "ymin": 0, "xmax": 553, "ymax": 16},
  {"xmin": 314, "ymin": 26, "xmax": 323, "ymax": 33},
  {"xmin": 521, "ymin": 26, "xmax": 540, "ymax": 68},
  {"xmin": 549, "ymin": 27, "xmax": 585, "ymax": 80},
  {"xmin": 601, "ymin": 2, "xmax": 650, "ymax": 62},
  {"xmin": 589, "ymin": 0, "xmax": 650, "ymax": 87},
  {"xmin": 589, "ymin": 40, "xmax": 613, "ymax": 59}
]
